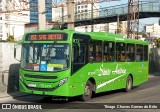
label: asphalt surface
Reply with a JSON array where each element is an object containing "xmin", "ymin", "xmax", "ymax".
[{"xmin": 1, "ymin": 75, "xmax": 160, "ymax": 112}]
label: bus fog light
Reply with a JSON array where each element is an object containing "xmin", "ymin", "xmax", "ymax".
[{"xmin": 59, "ymin": 78, "xmax": 68, "ymax": 86}]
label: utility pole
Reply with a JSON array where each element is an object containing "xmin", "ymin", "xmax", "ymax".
[
  {"xmin": 38, "ymin": 0, "xmax": 46, "ymax": 30},
  {"xmin": 105, "ymin": 23, "xmax": 109, "ymax": 32},
  {"xmin": 5, "ymin": 0, "xmax": 10, "ymax": 37},
  {"xmin": 127, "ymin": 0, "xmax": 139, "ymax": 39},
  {"xmin": 67, "ymin": 0, "xmax": 75, "ymax": 29},
  {"xmin": 117, "ymin": 15, "xmax": 123, "ymax": 34},
  {"xmin": 62, "ymin": 5, "xmax": 64, "ymax": 23},
  {"xmin": 117, "ymin": 14, "xmax": 120, "ymax": 34},
  {"xmin": 91, "ymin": 0, "xmax": 94, "ymax": 32}
]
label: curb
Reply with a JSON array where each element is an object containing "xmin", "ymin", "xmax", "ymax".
[{"xmin": 149, "ymin": 72, "xmax": 160, "ymax": 77}]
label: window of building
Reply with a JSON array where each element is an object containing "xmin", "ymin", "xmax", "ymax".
[
  {"xmin": 0, "ymin": 25, "xmax": 2, "ymax": 30},
  {"xmin": 0, "ymin": 16, "xmax": 2, "ymax": 20},
  {"xmin": 116, "ymin": 42, "xmax": 126, "ymax": 62},
  {"xmin": 0, "ymin": 34, "xmax": 3, "ymax": 37},
  {"xmin": 85, "ymin": 5, "xmax": 87, "ymax": 8},
  {"xmin": 81, "ymin": 6, "xmax": 84, "ymax": 8},
  {"xmin": 103, "ymin": 41, "xmax": 115, "ymax": 62}
]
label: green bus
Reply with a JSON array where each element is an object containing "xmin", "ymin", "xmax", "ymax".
[{"xmin": 15, "ymin": 29, "xmax": 148, "ymax": 101}]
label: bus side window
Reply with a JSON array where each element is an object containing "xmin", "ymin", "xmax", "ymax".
[
  {"xmin": 144, "ymin": 45, "xmax": 148, "ymax": 61},
  {"xmin": 88, "ymin": 40, "xmax": 102, "ymax": 62},
  {"xmin": 95, "ymin": 41, "xmax": 102, "ymax": 61},
  {"xmin": 126, "ymin": 44, "xmax": 135, "ymax": 62},
  {"xmin": 103, "ymin": 41, "xmax": 115, "ymax": 62},
  {"xmin": 136, "ymin": 45, "xmax": 143, "ymax": 61},
  {"xmin": 116, "ymin": 42, "xmax": 126, "ymax": 62},
  {"xmin": 89, "ymin": 44, "xmax": 94, "ymax": 61}
]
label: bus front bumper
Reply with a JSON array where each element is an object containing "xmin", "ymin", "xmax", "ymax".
[{"xmin": 19, "ymin": 78, "xmax": 71, "ymax": 97}]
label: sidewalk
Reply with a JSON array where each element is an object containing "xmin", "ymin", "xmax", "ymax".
[
  {"xmin": 149, "ymin": 72, "xmax": 160, "ymax": 76},
  {"xmin": 0, "ymin": 91, "xmax": 28, "ymax": 103}
]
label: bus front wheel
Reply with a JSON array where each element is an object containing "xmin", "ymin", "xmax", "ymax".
[
  {"xmin": 81, "ymin": 80, "xmax": 93, "ymax": 101},
  {"xmin": 125, "ymin": 75, "xmax": 133, "ymax": 92}
]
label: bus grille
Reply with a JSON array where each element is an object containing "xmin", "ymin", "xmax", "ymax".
[
  {"xmin": 24, "ymin": 74, "xmax": 58, "ymax": 79},
  {"xmin": 26, "ymin": 86, "xmax": 59, "ymax": 91}
]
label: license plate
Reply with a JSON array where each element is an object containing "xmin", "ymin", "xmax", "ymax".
[{"xmin": 28, "ymin": 84, "xmax": 36, "ymax": 87}]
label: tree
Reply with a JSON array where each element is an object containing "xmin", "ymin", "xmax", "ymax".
[
  {"xmin": 0, "ymin": 40, "xmax": 6, "ymax": 42},
  {"xmin": 51, "ymin": 21, "xmax": 61, "ymax": 30},
  {"xmin": 6, "ymin": 35, "xmax": 16, "ymax": 42}
]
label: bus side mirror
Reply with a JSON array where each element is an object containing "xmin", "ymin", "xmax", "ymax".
[
  {"xmin": 14, "ymin": 44, "xmax": 21, "ymax": 62},
  {"xmin": 14, "ymin": 46, "xmax": 16, "ymax": 59}
]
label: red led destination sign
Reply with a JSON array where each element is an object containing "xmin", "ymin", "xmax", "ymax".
[{"xmin": 26, "ymin": 33, "xmax": 67, "ymax": 41}]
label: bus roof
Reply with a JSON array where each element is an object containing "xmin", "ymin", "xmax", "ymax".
[{"xmin": 23, "ymin": 29, "xmax": 148, "ymax": 45}]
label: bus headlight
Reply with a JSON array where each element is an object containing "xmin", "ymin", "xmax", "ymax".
[
  {"xmin": 19, "ymin": 76, "xmax": 23, "ymax": 82},
  {"xmin": 59, "ymin": 78, "xmax": 68, "ymax": 86}
]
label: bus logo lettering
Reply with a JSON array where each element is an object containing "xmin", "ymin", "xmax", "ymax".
[
  {"xmin": 98, "ymin": 64, "xmax": 126, "ymax": 76},
  {"xmin": 99, "ymin": 64, "xmax": 111, "ymax": 76},
  {"xmin": 112, "ymin": 64, "xmax": 126, "ymax": 75}
]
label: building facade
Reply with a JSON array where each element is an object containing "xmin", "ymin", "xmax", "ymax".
[
  {"xmin": 52, "ymin": 2, "xmax": 128, "ymax": 34},
  {"xmin": 30, "ymin": 0, "xmax": 52, "ymax": 23},
  {"xmin": 0, "ymin": 0, "xmax": 6, "ymax": 40},
  {"xmin": 144, "ymin": 23, "xmax": 160, "ymax": 38},
  {"xmin": 52, "ymin": 2, "xmax": 100, "ymax": 32},
  {"xmin": 0, "ymin": 0, "xmax": 30, "ymax": 40}
]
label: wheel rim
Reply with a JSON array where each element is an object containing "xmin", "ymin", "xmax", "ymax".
[
  {"xmin": 85, "ymin": 85, "xmax": 91, "ymax": 96},
  {"xmin": 127, "ymin": 78, "xmax": 132, "ymax": 90}
]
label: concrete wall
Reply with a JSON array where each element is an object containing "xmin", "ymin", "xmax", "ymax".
[{"xmin": 0, "ymin": 43, "xmax": 21, "ymax": 94}]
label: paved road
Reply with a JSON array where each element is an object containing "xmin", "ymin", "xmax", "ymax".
[{"xmin": 2, "ymin": 75, "xmax": 160, "ymax": 112}]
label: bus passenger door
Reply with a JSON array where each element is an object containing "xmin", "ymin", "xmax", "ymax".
[
  {"xmin": 72, "ymin": 43, "xmax": 86, "ymax": 75},
  {"xmin": 71, "ymin": 34, "xmax": 90, "ymax": 96}
]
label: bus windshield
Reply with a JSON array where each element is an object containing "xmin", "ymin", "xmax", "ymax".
[{"xmin": 20, "ymin": 43, "xmax": 70, "ymax": 72}]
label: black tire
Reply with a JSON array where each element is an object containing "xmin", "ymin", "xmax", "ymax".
[
  {"xmin": 125, "ymin": 75, "xmax": 133, "ymax": 92},
  {"xmin": 81, "ymin": 80, "xmax": 93, "ymax": 101},
  {"xmin": 7, "ymin": 64, "xmax": 20, "ymax": 93}
]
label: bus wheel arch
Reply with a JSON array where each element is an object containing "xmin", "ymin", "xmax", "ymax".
[
  {"xmin": 88, "ymin": 77, "xmax": 96, "ymax": 93},
  {"xmin": 81, "ymin": 78, "xmax": 96, "ymax": 101},
  {"xmin": 125, "ymin": 74, "xmax": 133, "ymax": 92}
]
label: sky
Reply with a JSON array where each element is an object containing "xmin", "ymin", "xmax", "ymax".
[{"xmin": 100, "ymin": 0, "xmax": 160, "ymax": 31}]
